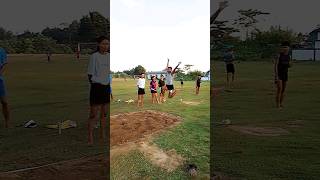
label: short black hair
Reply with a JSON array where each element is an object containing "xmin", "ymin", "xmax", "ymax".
[
  {"xmin": 168, "ymin": 67, "xmax": 172, "ymax": 69},
  {"xmin": 97, "ymin": 36, "xmax": 108, "ymax": 43},
  {"xmin": 281, "ymin": 41, "xmax": 290, "ymax": 47},
  {"xmin": 95, "ymin": 36, "xmax": 109, "ymax": 52}
]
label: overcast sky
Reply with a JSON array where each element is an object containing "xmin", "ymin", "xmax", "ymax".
[
  {"xmin": 211, "ymin": 0, "xmax": 320, "ymax": 34},
  {"xmin": 111, "ymin": 0, "xmax": 210, "ymax": 72},
  {"xmin": 0, "ymin": 0, "xmax": 109, "ymax": 33}
]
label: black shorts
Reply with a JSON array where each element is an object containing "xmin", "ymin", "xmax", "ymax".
[
  {"xmin": 226, "ymin": 64, "xmax": 235, "ymax": 73},
  {"xmin": 197, "ymin": 83, "xmax": 201, "ymax": 87},
  {"xmin": 166, "ymin": 85, "xmax": 174, "ymax": 91},
  {"xmin": 278, "ymin": 70, "xmax": 288, "ymax": 82},
  {"xmin": 138, "ymin": 88, "xmax": 145, "ymax": 95},
  {"xmin": 151, "ymin": 90, "xmax": 157, "ymax": 94},
  {"xmin": 181, "ymin": 82, "xmax": 183, "ymax": 85},
  {"xmin": 90, "ymin": 83, "xmax": 110, "ymax": 105}
]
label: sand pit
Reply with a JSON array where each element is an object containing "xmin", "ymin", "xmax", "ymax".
[
  {"xmin": 0, "ymin": 155, "xmax": 108, "ymax": 180},
  {"xmin": 110, "ymin": 110, "xmax": 185, "ymax": 172},
  {"xmin": 111, "ymin": 110, "xmax": 182, "ymax": 146},
  {"xmin": 229, "ymin": 125, "xmax": 289, "ymax": 136}
]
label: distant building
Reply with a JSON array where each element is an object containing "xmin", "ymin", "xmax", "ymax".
[
  {"xmin": 292, "ymin": 28, "xmax": 320, "ymax": 61},
  {"xmin": 309, "ymin": 28, "xmax": 320, "ymax": 49},
  {"xmin": 146, "ymin": 71, "xmax": 166, "ymax": 80},
  {"xmin": 201, "ymin": 71, "xmax": 210, "ymax": 81}
]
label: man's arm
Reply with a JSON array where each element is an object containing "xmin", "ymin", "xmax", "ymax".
[
  {"xmin": 88, "ymin": 75, "xmax": 93, "ymax": 83},
  {"xmin": 211, "ymin": 9, "xmax": 223, "ymax": 24},
  {"xmin": 163, "ymin": 58, "xmax": 170, "ymax": 71},
  {"xmin": 87, "ymin": 55, "xmax": 95, "ymax": 83},
  {"xmin": 172, "ymin": 62, "xmax": 181, "ymax": 74},
  {"xmin": 274, "ymin": 55, "xmax": 279, "ymax": 82},
  {"xmin": 0, "ymin": 63, "xmax": 7, "ymax": 75},
  {"xmin": 210, "ymin": 1, "xmax": 228, "ymax": 24}
]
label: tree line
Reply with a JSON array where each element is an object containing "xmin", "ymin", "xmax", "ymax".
[
  {"xmin": 0, "ymin": 12, "xmax": 109, "ymax": 54},
  {"xmin": 113, "ymin": 65, "xmax": 206, "ymax": 81},
  {"xmin": 211, "ymin": 9, "xmax": 311, "ymax": 61}
]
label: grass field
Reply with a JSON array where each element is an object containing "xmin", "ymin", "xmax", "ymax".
[
  {"xmin": 213, "ymin": 60, "xmax": 320, "ymax": 179},
  {"xmin": 0, "ymin": 54, "xmax": 106, "ymax": 172},
  {"xmin": 110, "ymin": 78, "xmax": 210, "ymax": 179},
  {"xmin": 0, "ymin": 54, "xmax": 210, "ymax": 179}
]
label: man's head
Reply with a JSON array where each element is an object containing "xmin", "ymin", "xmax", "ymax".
[
  {"xmin": 280, "ymin": 41, "xmax": 290, "ymax": 54},
  {"xmin": 140, "ymin": 73, "xmax": 145, "ymax": 78},
  {"xmin": 97, "ymin": 36, "xmax": 109, "ymax": 53},
  {"xmin": 167, "ymin": 67, "xmax": 173, "ymax": 73}
]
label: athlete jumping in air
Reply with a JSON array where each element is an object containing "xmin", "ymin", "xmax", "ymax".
[{"xmin": 165, "ymin": 59, "xmax": 181, "ymax": 98}]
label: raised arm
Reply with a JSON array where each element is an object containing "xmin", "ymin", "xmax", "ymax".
[
  {"xmin": 164, "ymin": 58, "xmax": 170, "ymax": 71},
  {"xmin": 210, "ymin": 1, "xmax": 228, "ymax": 24},
  {"xmin": 172, "ymin": 62, "xmax": 182, "ymax": 74}
]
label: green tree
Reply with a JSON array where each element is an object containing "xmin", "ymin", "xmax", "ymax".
[{"xmin": 133, "ymin": 65, "xmax": 146, "ymax": 75}]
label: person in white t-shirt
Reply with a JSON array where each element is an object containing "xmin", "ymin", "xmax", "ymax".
[
  {"xmin": 137, "ymin": 73, "xmax": 146, "ymax": 107},
  {"xmin": 165, "ymin": 59, "xmax": 181, "ymax": 98},
  {"xmin": 87, "ymin": 36, "xmax": 110, "ymax": 145}
]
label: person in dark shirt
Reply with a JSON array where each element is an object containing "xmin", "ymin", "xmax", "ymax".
[
  {"xmin": 223, "ymin": 48, "xmax": 235, "ymax": 88},
  {"xmin": 196, "ymin": 75, "xmax": 201, "ymax": 95},
  {"xmin": 158, "ymin": 74, "xmax": 166, "ymax": 103},
  {"xmin": 274, "ymin": 41, "xmax": 292, "ymax": 109}
]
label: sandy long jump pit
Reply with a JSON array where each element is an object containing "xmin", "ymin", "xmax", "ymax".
[
  {"xmin": 111, "ymin": 110, "xmax": 182, "ymax": 146},
  {"xmin": 0, "ymin": 110, "xmax": 183, "ymax": 179},
  {"xmin": 110, "ymin": 110, "xmax": 186, "ymax": 173}
]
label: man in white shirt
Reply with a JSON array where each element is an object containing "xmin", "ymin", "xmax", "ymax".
[
  {"xmin": 165, "ymin": 59, "xmax": 181, "ymax": 98},
  {"xmin": 137, "ymin": 73, "xmax": 145, "ymax": 107}
]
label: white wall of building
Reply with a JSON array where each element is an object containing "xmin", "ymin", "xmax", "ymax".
[
  {"xmin": 315, "ymin": 41, "xmax": 320, "ymax": 49},
  {"xmin": 292, "ymin": 49, "xmax": 320, "ymax": 61}
]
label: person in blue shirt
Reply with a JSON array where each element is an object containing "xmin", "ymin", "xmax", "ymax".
[
  {"xmin": 0, "ymin": 48, "xmax": 10, "ymax": 128},
  {"xmin": 109, "ymin": 74, "xmax": 113, "ymax": 100}
]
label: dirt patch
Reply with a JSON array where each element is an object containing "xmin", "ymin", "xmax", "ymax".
[
  {"xmin": 1, "ymin": 111, "xmax": 183, "ymax": 179},
  {"xmin": 111, "ymin": 110, "xmax": 182, "ymax": 146},
  {"xmin": 110, "ymin": 111, "xmax": 185, "ymax": 172},
  {"xmin": 0, "ymin": 155, "xmax": 108, "ymax": 180},
  {"xmin": 110, "ymin": 142, "xmax": 138, "ymax": 160},
  {"xmin": 182, "ymin": 101, "xmax": 201, "ymax": 106},
  {"xmin": 229, "ymin": 125, "xmax": 289, "ymax": 136},
  {"xmin": 137, "ymin": 141, "xmax": 185, "ymax": 172}
]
